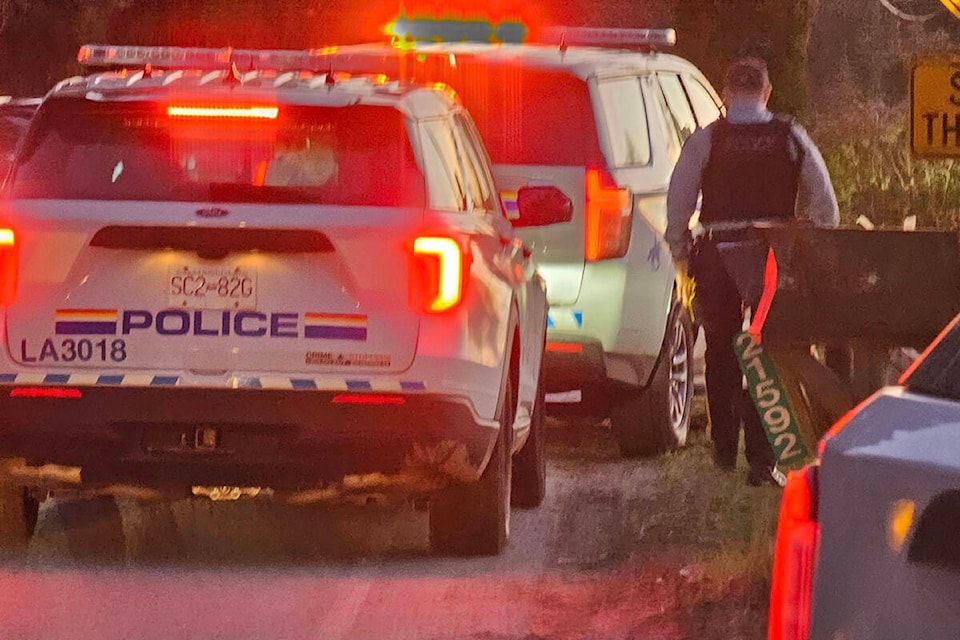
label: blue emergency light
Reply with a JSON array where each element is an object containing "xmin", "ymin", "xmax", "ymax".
[
  {"xmin": 386, "ymin": 17, "xmax": 527, "ymax": 44},
  {"xmin": 384, "ymin": 17, "xmax": 676, "ymax": 50}
]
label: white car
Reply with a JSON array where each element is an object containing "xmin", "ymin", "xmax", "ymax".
[
  {"xmin": 326, "ymin": 21, "xmax": 725, "ymax": 455},
  {"xmin": 0, "ymin": 96, "xmax": 40, "ymax": 183},
  {"xmin": 0, "ymin": 45, "xmax": 559, "ymax": 556}
]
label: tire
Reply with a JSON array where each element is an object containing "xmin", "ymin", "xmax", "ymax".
[
  {"xmin": 511, "ymin": 364, "xmax": 546, "ymax": 509},
  {"xmin": 613, "ymin": 301, "xmax": 695, "ymax": 457},
  {"xmin": 0, "ymin": 482, "xmax": 39, "ymax": 553},
  {"xmin": 430, "ymin": 368, "xmax": 514, "ymax": 556}
]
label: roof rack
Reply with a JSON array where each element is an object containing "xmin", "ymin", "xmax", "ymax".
[
  {"xmin": 77, "ymin": 44, "xmax": 341, "ymax": 73},
  {"xmin": 535, "ymin": 27, "xmax": 676, "ymax": 50}
]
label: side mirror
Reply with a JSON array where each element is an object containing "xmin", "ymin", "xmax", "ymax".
[{"xmin": 511, "ymin": 186, "xmax": 573, "ymax": 228}]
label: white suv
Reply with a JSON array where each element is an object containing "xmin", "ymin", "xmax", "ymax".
[
  {"xmin": 328, "ymin": 23, "xmax": 725, "ymax": 455},
  {"xmin": 0, "ymin": 45, "xmax": 559, "ymax": 556}
]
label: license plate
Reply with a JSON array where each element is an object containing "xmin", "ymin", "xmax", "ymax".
[{"xmin": 168, "ymin": 265, "xmax": 258, "ymax": 310}]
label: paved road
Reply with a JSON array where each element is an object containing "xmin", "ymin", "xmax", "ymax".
[{"xmin": 0, "ymin": 420, "xmax": 685, "ymax": 640}]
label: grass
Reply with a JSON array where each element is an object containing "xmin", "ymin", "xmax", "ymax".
[{"xmin": 644, "ymin": 426, "xmax": 783, "ymax": 640}]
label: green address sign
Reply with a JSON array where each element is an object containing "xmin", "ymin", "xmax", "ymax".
[{"xmin": 734, "ymin": 331, "xmax": 810, "ymax": 470}]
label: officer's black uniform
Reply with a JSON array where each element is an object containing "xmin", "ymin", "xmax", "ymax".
[{"xmin": 690, "ymin": 115, "xmax": 803, "ymax": 474}]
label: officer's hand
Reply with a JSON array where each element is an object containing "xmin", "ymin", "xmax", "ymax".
[{"xmin": 673, "ymin": 257, "xmax": 696, "ymax": 321}]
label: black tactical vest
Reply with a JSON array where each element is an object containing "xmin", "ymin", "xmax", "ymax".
[{"xmin": 699, "ymin": 116, "xmax": 803, "ymax": 225}]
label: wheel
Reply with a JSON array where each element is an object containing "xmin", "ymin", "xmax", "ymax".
[
  {"xmin": 0, "ymin": 482, "xmax": 39, "ymax": 553},
  {"xmin": 430, "ymin": 368, "xmax": 514, "ymax": 556},
  {"xmin": 612, "ymin": 301, "xmax": 695, "ymax": 457},
  {"xmin": 511, "ymin": 362, "xmax": 546, "ymax": 509}
]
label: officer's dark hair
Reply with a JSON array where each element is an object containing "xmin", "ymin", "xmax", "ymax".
[{"xmin": 723, "ymin": 57, "xmax": 770, "ymax": 93}]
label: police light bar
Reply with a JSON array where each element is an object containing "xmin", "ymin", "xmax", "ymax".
[
  {"xmin": 537, "ymin": 27, "xmax": 677, "ymax": 49},
  {"xmin": 77, "ymin": 44, "xmax": 340, "ymax": 72},
  {"xmin": 385, "ymin": 17, "xmax": 527, "ymax": 44}
]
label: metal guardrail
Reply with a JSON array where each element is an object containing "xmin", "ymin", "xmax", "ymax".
[
  {"xmin": 725, "ymin": 224, "xmax": 960, "ymax": 467},
  {"xmin": 730, "ymin": 225, "xmax": 960, "ymax": 346}
]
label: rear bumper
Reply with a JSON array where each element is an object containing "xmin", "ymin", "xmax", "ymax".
[
  {"xmin": 0, "ymin": 385, "xmax": 499, "ymax": 492},
  {"xmin": 542, "ymin": 335, "xmax": 610, "ymax": 413},
  {"xmin": 543, "ymin": 335, "xmax": 606, "ymax": 393},
  {"xmin": 542, "ymin": 335, "xmax": 664, "ymax": 415}
]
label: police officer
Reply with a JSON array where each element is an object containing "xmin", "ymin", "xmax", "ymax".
[{"xmin": 665, "ymin": 57, "xmax": 839, "ymax": 486}]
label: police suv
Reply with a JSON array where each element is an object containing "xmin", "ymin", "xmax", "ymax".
[
  {"xmin": 0, "ymin": 45, "xmax": 557, "ymax": 556},
  {"xmin": 0, "ymin": 96, "xmax": 40, "ymax": 182},
  {"xmin": 326, "ymin": 21, "xmax": 725, "ymax": 455}
]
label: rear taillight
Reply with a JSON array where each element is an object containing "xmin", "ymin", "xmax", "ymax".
[
  {"xmin": 585, "ymin": 168, "xmax": 631, "ymax": 261},
  {"xmin": 0, "ymin": 228, "xmax": 17, "ymax": 306},
  {"xmin": 332, "ymin": 394, "xmax": 405, "ymax": 405},
  {"xmin": 545, "ymin": 342, "xmax": 583, "ymax": 353},
  {"xmin": 769, "ymin": 465, "xmax": 820, "ymax": 640},
  {"xmin": 411, "ymin": 236, "xmax": 467, "ymax": 313},
  {"xmin": 10, "ymin": 387, "xmax": 82, "ymax": 399}
]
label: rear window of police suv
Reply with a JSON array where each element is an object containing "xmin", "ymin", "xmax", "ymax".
[{"xmin": 9, "ymin": 99, "xmax": 426, "ymax": 208}]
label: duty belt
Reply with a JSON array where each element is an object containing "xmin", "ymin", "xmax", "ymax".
[{"xmin": 698, "ymin": 218, "xmax": 789, "ymax": 243}]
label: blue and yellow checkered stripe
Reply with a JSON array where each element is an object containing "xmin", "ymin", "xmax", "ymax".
[
  {"xmin": 547, "ymin": 309, "xmax": 583, "ymax": 330},
  {"xmin": 0, "ymin": 373, "xmax": 426, "ymax": 391}
]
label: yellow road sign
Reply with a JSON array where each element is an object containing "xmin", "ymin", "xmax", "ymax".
[
  {"xmin": 941, "ymin": 0, "xmax": 960, "ymax": 19},
  {"xmin": 912, "ymin": 57, "xmax": 960, "ymax": 157}
]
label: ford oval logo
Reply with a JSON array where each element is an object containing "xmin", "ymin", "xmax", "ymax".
[{"xmin": 196, "ymin": 207, "xmax": 230, "ymax": 218}]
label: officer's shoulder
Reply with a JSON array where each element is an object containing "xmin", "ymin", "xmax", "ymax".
[
  {"xmin": 769, "ymin": 112, "xmax": 801, "ymax": 131},
  {"xmin": 771, "ymin": 112, "xmax": 809, "ymax": 135}
]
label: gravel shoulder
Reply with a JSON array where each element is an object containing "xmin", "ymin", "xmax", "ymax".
[{"xmin": 0, "ymin": 406, "xmax": 774, "ymax": 640}]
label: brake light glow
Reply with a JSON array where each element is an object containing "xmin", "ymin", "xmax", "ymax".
[
  {"xmin": 0, "ymin": 227, "xmax": 17, "ymax": 306},
  {"xmin": 546, "ymin": 342, "xmax": 583, "ymax": 353},
  {"xmin": 585, "ymin": 169, "xmax": 632, "ymax": 261},
  {"xmin": 411, "ymin": 237, "xmax": 465, "ymax": 313},
  {"xmin": 10, "ymin": 387, "xmax": 82, "ymax": 399},
  {"xmin": 167, "ymin": 106, "xmax": 279, "ymax": 119},
  {"xmin": 332, "ymin": 394, "xmax": 406, "ymax": 405},
  {"xmin": 898, "ymin": 312, "xmax": 960, "ymax": 384},
  {"xmin": 769, "ymin": 465, "xmax": 819, "ymax": 640}
]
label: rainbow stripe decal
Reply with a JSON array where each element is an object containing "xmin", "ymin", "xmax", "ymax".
[
  {"xmin": 55, "ymin": 309, "xmax": 119, "ymax": 335},
  {"xmin": 501, "ymin": 191, "xmax": 519, "ymax": 218},
  {"xmin": 304, "ymin": 313, "xmax": 367, "ymax": 341}
]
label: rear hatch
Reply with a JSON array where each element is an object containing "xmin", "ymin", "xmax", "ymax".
[
  {"xmin": 4, "ymin": 97, "xmax": 425, "ymax": 376},
  {"xmin": 344, "ymin": 57, "xmax": 604, "ymax": 306}
]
